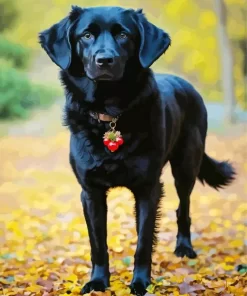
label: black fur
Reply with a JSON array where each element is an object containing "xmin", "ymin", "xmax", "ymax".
[
  {"xmin": 198, "ymin": 154, "xmax": 236, "ymax": 190},
  {"xmin": 39, "ymin": 6, "xmax": 236, "ymax": 296}
]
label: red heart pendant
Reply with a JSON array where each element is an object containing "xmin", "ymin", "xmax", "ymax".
[
  {"xmin": 103, "ymin": 130, "xmax": 124, "ymax": 152},
  {"xmin": 103, "ymin": 117, "xmax": 123, "ymax": 152}
]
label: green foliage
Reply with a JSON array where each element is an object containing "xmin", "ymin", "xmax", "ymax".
[
  {"xmin": 0, "ymin": 65, "xmax": 58, "ymax": 119},
  {"xmin": 0, "ymin": 0, "xmax": 58, "ymax": 120},
  {"xmin": 0, "ymin": 0, "xmax": 19, "ymax": 33},
  {"xmin": 0, "ymin": 36, "xmax": 31, "ymax": 69}
]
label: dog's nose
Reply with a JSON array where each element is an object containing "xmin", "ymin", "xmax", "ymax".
[{"xmin": 95, "ymin": 55, "xmax": 115, "ymax": 68}]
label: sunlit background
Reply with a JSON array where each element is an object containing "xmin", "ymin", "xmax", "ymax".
[{"xmin": 0, "ymin": 0, "xmax": 246, "ymax": 295}]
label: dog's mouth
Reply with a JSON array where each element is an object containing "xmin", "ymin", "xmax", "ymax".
[
  {"xmin": 85, "ymin": 64, "xmax": 124, "ymax": 82},
  {"xmin": 96, "ymin": 73, "xmax": 115, "ymax": 81},
  {"xmin": 85, "ymin": 69, "xmax": 114, "ymax": 81},
  {"xmin": 88, "ymin": 72, "xmax": 122, "ymax": 82}
]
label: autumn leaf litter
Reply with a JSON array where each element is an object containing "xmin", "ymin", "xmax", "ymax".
[{"xmin": 0, "ymin": 132, "xmax": 246, "ymax": 295}]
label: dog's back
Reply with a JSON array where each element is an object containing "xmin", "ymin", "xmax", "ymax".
[{"xmin": 153, "ymin": 73, "xmax": 207, "ymax": 162}]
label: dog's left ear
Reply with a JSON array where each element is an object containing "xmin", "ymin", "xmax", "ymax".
[
  {"xmin": 135, "ymin": 9, "xmax": 171, "ymax": 68},
  {"xmin": 39, "ymin": 6, "xmax": 83, "ymax": 70}
]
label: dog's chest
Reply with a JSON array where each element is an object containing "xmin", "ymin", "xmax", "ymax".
[
  {"xmin": 84, "ymin": 155, "xmax": 153, "ymax": 188},
  {"xmin": 70, "ymin": 130, "xmax": 157, "ymax": 188}
]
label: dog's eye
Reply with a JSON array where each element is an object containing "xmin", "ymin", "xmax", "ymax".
[
  {"xmin": 118, "ymin": 32, "xmax": 128, "ymax": 39},
  {"xmin": 82, "ymin": 32, "xmax": 93, "ymax": 40}
]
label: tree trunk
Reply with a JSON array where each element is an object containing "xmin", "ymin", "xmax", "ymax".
[{"xmin": 214, "ymin": 0, "xmax": 236, "ymax": 123}]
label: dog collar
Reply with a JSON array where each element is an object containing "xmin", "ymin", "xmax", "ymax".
[
  {"xmin": 89, "ymin": 111, "xmax": 117, "ymax": 123},
  {"xmin": 89, "ymin": 111, "xmax": 123, "ymax": 152}
]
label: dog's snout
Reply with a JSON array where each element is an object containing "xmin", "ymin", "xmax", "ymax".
[{"xmin": 95, "ymin": 55, "xmax": 115, "ymax": 68}]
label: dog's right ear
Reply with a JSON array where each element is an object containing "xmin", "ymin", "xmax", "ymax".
[{"xmin": 39, "ymin": 6, "xmax": 83, "ymax": 70}]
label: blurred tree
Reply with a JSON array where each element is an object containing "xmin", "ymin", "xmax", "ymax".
[
  {"xmin": 0, "ymin": 0, "xmax": 19, "ymax": 33},
  {"xmin": 239, "ymin": 38, "xmax": 247, "ymax": 108},
  {"xmin": 0, "ymin": 36, "xmax": 31, "ymax": 69},
  {"xmin": 225, "ymin": 0, "xmax": 247, "ymax": 111},
  {"xmin": 215, "ymin": 0, "xmax": 236, "ymax": 123}
]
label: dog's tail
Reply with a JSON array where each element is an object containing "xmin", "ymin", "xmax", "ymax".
[{"xmin": 197, "ymin": 153, "xmax": 236, "ymax": 190}]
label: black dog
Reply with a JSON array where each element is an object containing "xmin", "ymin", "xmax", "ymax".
[{"xmin": 39, "ymin": 6, "xmax": 235, "ymax": 296}]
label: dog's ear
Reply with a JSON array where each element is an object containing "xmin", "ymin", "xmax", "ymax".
[
  {"xmin": 39, "ymin": 6, "xmax": 83, "ymax": 70},
  {"xmin": 135, "ymin": 10, "xmax": 171, "ymax": 68}
]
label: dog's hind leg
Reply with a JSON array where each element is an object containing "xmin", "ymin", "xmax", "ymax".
[{"xmin": 170, "ymin": 126, "xmax": 204, "ymax": 258}]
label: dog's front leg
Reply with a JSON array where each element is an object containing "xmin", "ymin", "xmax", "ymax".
[
  {"xmin": 80, "ymin": 189, "xmax": 109, "ymax": 294},
  {"xmin": 130, "ymin": 181, "xmax": 162, "ymax": 296}
]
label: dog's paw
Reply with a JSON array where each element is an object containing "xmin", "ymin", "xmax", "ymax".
[
  {"xmin": 130, "ymin": 281, "xmax": 150, "ymax": 296},
  {"xmin": 81, "ymin": 280, "xmax": 107, "ymax": 294},
  {"xmin": 174, "ymin": 244, "xmax": 197, "ymax": 258}
]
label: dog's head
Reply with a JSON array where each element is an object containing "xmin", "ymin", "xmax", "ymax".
[{"xmin": 39, "ymin": 6, "xmax": 171, "ymax": 81}]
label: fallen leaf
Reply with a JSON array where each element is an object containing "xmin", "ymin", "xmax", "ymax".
[{"xmin": 36, "ymin": 278, "xmax": 54, "ymax": 292}]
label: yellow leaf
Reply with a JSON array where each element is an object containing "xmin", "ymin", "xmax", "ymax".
[
  {"xmin": 74, "ymin": 265, "xmax": 90, "ymax": 275},
  {"xmin": 220, "ymin": 262, "xmax": 235, "ymax": 271},
  {"xmin": 71, "ymin": 286, "xmax": 81, "ymax": 294},
  {"xmin": 65, "ymin": 274, "xmax": 78, "ymax": 283},
  {"xmin": 112, "ymin": 246, "xmax": 124, "ymax": 253},
  {"xmin": 63, "ymin": 282, "xmax": 74, "ymax": 290},
  {"xmin": 0, "ymin": 278, "xmax": 10, "ymax": 284},
  {"xmin": 115, "ymin": 289, "xmax": 131, "ymax": 296},
  {"xmin": 224, "ymin": 256, "xmax": 235, "ymax": 263},
  {"xmin": 169, "ymin": 275, "xmax": 184, "ymax": 284},
  {"xmin": 26, "ymin": 284, "xmax": 42, "ymax": 292},
  {"xmin": 230, "ymin": 239, "xmax": 243, "ymax": 248},
  {"xmin": 146, "ymin": 284, "xmax": 156, "ymax": 293}
]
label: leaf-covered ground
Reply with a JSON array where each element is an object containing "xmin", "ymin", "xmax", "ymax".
[{"xmin": 0, "ymin": 129, "xmax": 246, "ymax": 296}]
